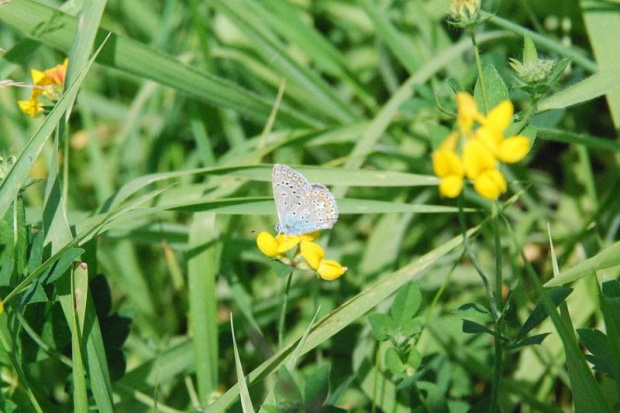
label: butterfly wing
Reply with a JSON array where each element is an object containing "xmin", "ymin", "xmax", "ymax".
[
  {"xmin": 272, "ymin": 164, "xmax": 339, "ymax": 235},
  {"xmin": 272, "ymin": 164, "xmax": 313, "ymax": 231}
]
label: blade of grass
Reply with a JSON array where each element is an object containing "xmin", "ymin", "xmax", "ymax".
[
  {"xmin": 580, "ymin": 0, "xmax": 620, "ymax": 126},
  {"xmin": 188, "ymin": 212, "xmax": 220, "ymax": 407},
  {"xmin": 230, "ymin": 316, "xmax": 255, "ymax": 413},
  {"xmin": 544, "ymin": 239, "xmax": 620, "ymax": 287},
  {"xmin": 70, "ymin": 262, "xmax": 89, "ymax": 413},
  {"xmin": 538, "ymin": 66, "xmax": 620, "ymax": 112}
]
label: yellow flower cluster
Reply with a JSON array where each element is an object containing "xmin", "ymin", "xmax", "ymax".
[
  {"xmin": 18, "ymin": 59, "xmax": 68, "ymax": 118},
  {"xmin": 256, "ymin": 231, "xmax": 347, "ymax": 281},
  {"xmin": 432, "ymin": 92, "xmax": 531, "ymax": 200}
]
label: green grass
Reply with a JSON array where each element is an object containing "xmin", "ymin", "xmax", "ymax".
[{"xmin": 0, "ymin": 0, "xmax": 619, "ymax": 412}]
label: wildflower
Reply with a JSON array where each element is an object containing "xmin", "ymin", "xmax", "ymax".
[
  {"xmin": 17, "ymin": 59, "xmax": 68, "ymax": 118},
  {"xmin": 431, "ymin": 93, "xmax": 531, "ymax": 200},
  {"xmin": 432, "ymin": 132, "xmax": 464, "ymax": 198},
  {"xmin": 447, "ymin": 0, "xmax": 482, "ymax": 28},
  {"xmin": 256, "ymin": 231, "xmax": 347, "ymax": 281}
]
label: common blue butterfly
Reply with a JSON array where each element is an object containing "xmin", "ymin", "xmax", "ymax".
[{"xmin": 272, "ymin": 164, "xmax": 339, "ymax": 235}]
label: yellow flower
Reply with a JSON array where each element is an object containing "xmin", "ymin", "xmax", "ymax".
[
  {"xmin": 257, "ymin": 231, "xmax": 347, "ymax": 280},
  {"xmin": 256, "ymin": 231, "xmax": 347, "ymax": 280},
  {"xmin": 257, "ymin": 232, "xmax": 281, "ymax": 258},
  {"xmin": 456, "ymin": 92, "xmax": 479, "ymax": 133},
  {"xmin": 317, "ymin": 260, "xmax": 348, "ymax": 281},
  {"xmin": 463, "ymin": 139, "xmax": 496, "ymax": 180},
  {"xmin": 432, "ymin": 132, "xmax": 465, "ymax": 198},
  {"xmin": 431, "ymin": 93, "xmax": 532, "ymax": 201},
  {"xmin": 477, "ymin": 100, "xmax": 531, "ymax": 164},
  {"xmin": 300, "ymin": 241, "xmax": 324, "ymax": 270},
  {"xmin": 473, "ymin": 170, "xmax": 507, "ymax": 200},
  {"xmin": 497, "ymin": 136, "xmax": 531, "ymax": 163},
  {"xmin": 17, "ymin": 97, "xmax": 43, "ymax": 118},
  {"xmin": 18, "ymin": 59, "xmax": 68, "ymax": 118}
]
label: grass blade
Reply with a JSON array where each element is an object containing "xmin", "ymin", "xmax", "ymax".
[{"xmin": 230, "ymin": 316, "xmax": 255, "ymax": 413}]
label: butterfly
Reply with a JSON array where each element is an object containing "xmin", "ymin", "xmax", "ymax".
[{"xmin": 272, "ymin": 164, "xmax": 339, "ymax": 235}]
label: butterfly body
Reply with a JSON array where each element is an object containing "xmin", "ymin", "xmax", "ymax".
[{"xmin": 272, "ymin": 164, "xmax": 338, "ymax": 235}]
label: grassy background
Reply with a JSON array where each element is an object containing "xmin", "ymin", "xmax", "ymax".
[{"xmin": 0, "ymin": 0, "xmax": 620, "ymax": 411}]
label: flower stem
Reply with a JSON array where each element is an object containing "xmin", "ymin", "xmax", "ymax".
[
  {"xmin": 457, "ymin": 195, "xmax": 498, "ymax": 319},
  {"xmin": 278, "ymin": 271, "xmax": 294, "ymax": 348},
  {"xmin": 489, "ymin": 201, "xmax": 504, "ymax": 413},
  {"xmin": 470, "ymin": 29, "xmax": 489, "ymax": 114}
]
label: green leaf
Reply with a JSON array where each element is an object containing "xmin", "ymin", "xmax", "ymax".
[
  {"xmin": 391, "ymin": 282, "xmax": 422, "ymax": 328},
  {"xmin": 401, "ymin": 317, "xmax": 425, "ymax": 337},
  {"xmin": 523, "ymin": 35, "xmax": 538, "ymax": 64},
  {"xmin": 461, "ymin": 319, "xmax": 495, "ymax": 336},
  {"xmin": 275, "ymin": 368, "xmax": 303, "ymax": 410},
  {"xmin": 406, "ymin": 347, "xmax": 422, "ymax": 370},
  {"xmin": 506, "ymin": 333, "xmax": 551, "ymax": 351},
  {"xmin": 413, "ymin": 381, "xmax": 449, "ymax": 413},
  {"xmin": 304, "ymin": 364, "xmax": 330, "ymax": 411},
  {"xmin": 474, "ymin": 65, "xmax": 509, "ymax": 114},
  {"xmin": 368, "ymin": 313, "xmax": 395, "ymax": 342},
  {"xmin": 517, "ymin": 287, "xmax": 572, "ymax": 340},
  {"xmin": 455, "ymin": 303, "xmax": 493, "ymax": 325},
  {"xmin": 385, "ymin": 347, "xmax": 405, "ymax": 375},
  {"xmin": 578, "ymin": 329, "xmax": 616, "ymax": 380}
]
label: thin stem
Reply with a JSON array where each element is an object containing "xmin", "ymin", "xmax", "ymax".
[
  {"xmin": 489, "ymin": 202, "xmax": 503, "ymax": 413},
  {"xmin": 457, "ymin": 195, "xmax": 498, "ymax": 319},
  {"xmin": 470, "ymin": 29, "xmax": 489, "ymax": 114},
  {"xmin": 277, "ymin": 271, "xmax": 294, "ymax": 348}
]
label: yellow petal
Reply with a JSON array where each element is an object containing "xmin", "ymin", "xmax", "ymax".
[
  {"xmin": 456, "ymin": 92, "xmax": 478, "ymax": 132},
  {"xmin": 432, "ymin": 148, "xmax": 463, "ymax": 178},
  {"xmin": 484, "ymin": 100, "xmax": 513, "ymax": 134},
  {"xmin": 474, "ymin": 170, "xmax": 507, "ymax": 200},
  {"xmin": 18, "ymin": 97, "xmax": 42, "ymax": 118},
  {"xmin": 0, "ymin": 299, "xmax": 3, "ymax": 315},
  {"xmin": 463, "ymin": 139, "xmax": 496, "ymax": 179},
  {"xmin": 275, "ymin": 234, "xmax": 300, "ymax": 253},
  {"xmin": 256, "ymin": 232, "xmax": 280, "ymax": 258},
  {"xmin": 439, "ymin": 131, "xmax": 460, "ymax": 152},
  {"xmin": 300, "ymin": 231, "xmax": 320, "ymax": 242},
  {"xmin": 475, "ymin": 126, "xmax": 502, "ymax": 155},
  {"xmin": 31, "ymin": 69, "xmax": 50, "ymax": 86},
  {"xmin": 439, "ymin": 175, "xmax": 464, "ymax": 198},
  {"xmin": 498, "ymin": 136, "xmax": 531, "ymax": 163},
  {"xmin": 300, "ymin": 241, "xmax": 325, "ymax": 270},
  {"xmin": 317, "ymin": 260, "xmax": 348, "ymax": 281}
]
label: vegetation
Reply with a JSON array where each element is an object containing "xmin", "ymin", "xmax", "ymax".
[{"xmin": 0, "ymin": 0, "xmax": 619, "ymax": 411}]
